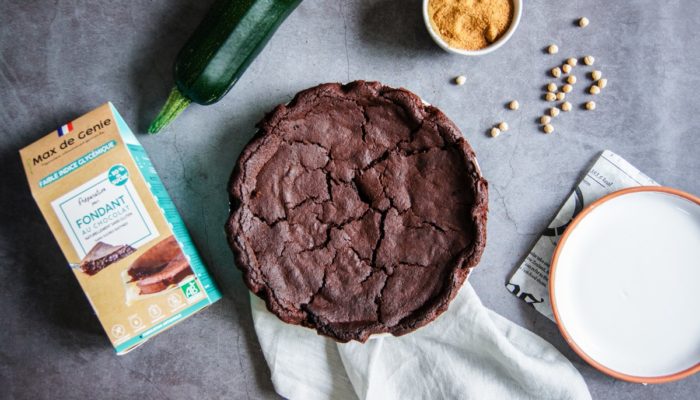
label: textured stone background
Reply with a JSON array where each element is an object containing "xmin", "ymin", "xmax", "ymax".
[{"xmin": 1, "ymin": 0, "xmax": 698, "ymax": 399}]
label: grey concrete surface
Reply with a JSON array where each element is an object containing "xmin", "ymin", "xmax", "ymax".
[{"xmin": 1, "ymin": 0, "xmax": 698, "ymax": 399}]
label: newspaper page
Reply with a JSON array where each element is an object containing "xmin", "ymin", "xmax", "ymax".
[{"xmin": 506, "ymin": 150, "xmax": 658, "ymax": 321}]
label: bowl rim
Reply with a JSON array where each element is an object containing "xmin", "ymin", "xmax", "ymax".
[
  {"xmin": 549, "ymin": 186, "xmax": 700, "ymax": 384},
  {"xmin": 422, "ymin": 0, "xmax": 522, "ymax": 56}
]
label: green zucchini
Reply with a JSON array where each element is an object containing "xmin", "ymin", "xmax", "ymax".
[{"xmin": 148, "ymin": 0, "xmax": 302, "ymax": 134}]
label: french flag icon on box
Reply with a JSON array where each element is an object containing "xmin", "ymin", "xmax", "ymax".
[{"xmin": 57, "ymin": 121, "xmax": 73, "ymax": 137}]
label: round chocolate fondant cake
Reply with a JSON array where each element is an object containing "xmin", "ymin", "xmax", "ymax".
[{"xmin": 226, "ymin": 81, "xmax": 487, "ymax": 342}]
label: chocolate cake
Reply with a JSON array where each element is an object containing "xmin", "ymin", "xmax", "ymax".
[
  {"xmin": 226, "ymin": 81, "xmax": 488, "ymax": 342},
  {"xmin": 127, "ymin": 236, "xmax": 193, "ymax": 294},
  {"xmin": 79, "ymin": 242, "xmax": 135, "ymax": 275}
]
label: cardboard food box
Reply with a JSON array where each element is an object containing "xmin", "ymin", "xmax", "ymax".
[{"xmin": 19, "ymin": 103, "xmax": 222, "ymax": 354}]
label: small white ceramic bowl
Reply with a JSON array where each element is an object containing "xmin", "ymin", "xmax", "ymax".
[{"xmin": 422, "ymin": 0, "xmax": 522, "ymax": 56}]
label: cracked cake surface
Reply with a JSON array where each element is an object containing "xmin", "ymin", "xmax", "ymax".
[{"xmin": 226, "ymin": 81, "xmax": 488, "ymax": 342}]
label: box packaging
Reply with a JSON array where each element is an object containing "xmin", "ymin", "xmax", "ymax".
[{"xmin": 19, "ymin": 103, "xmax": 222, "ymax": 354}]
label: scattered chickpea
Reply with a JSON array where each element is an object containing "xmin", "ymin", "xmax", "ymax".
[
  {"xmin": 589, "ymin": 85, "xmax": 601, "ymax": 95},
  {"xmin": 498, "ymin": 121, "xmax": 509, "ymax": 132},
  {"xmin": 551, "ymin": 67, "xmax": 562, "ymax": 78},
  {"xmin": 597, "ymin": 78, "xmax": 608, "ymax": 88},
  {"xmin": 540, "ymin": 115, "xmax": 552, "ymax": 125},
  {"xmin": 562, "ymin": 84, "xmax": 573, "ymax": 93},
  {"xmin": 562, "ymin": 64, "xmax": 572, "ymax": 74},
  {"xmin": 567, "ymin": 75, "xmax": 577, "ymax": 84},
  {"xmin": 508, "ymin": 100, "xmax": 520, "ymax": 110},
  {"xmin": 454, "ymin": 75, "xmax": 466, "ymax": 85},
  {"xmin": 490, "ymin": 127, "xmax": 501, "ymax": 138},
  {"xmin": 543, "ymin": 124, "xmax": 554, "ymax": 134},
  {"xmin": 545, "ymin": 92, "xmax": 557, "ymax": 101},
  {"xmin": 549, "ymin": 107, "xmax": 560, "ymax": 117},
  {"xmin": 585, "ymin": 101, "xmax": 596, "ymax": 110},
  {"xmin": 556, "ymin": 92, "xmax": 566, "ymax": 101},
  {"xmin": 547, "ymin": 82, "xmax": 558, "ymax": 92},
  {"xmin": 583, "ymin": 55, "xmax": 595, "ymax": 66},
  {"xmin": 591, "ymin": 70, "xmax": 602, "ymax": 80},
  {"xmin": 566, "ymin": 57, "xmax": 578, "ymax": 66},
  {"xmin": 548, "ymin": 44, "xmax": 559, "ymax": 54},
  {"xmin": 579, "ymin": 17, "xmax": 590, "ymax": 28},
  {"xmin": 561, "ymin": 101, "xmax": 572, "ymax": 112}
]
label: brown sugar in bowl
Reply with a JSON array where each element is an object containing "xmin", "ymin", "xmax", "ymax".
[{"xmin": 423, "ymin": 0, "xmax": 522, "ymax": 56}]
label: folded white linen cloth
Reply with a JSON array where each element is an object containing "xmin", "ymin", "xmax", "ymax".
[{"xmin": 251, "ymin": 282, "xmax": 591, "ymax": 400}]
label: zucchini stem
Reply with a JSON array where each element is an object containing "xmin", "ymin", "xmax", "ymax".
[{"xmin": 148, "ymin": 87, "xmax": 192, "ymax": 134}]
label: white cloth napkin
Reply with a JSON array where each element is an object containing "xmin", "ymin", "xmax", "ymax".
[{"xmin": 251, "ymin": 283, "xmax": 591, "ymax": 400}]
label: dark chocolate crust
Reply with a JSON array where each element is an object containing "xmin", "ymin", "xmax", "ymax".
[
  {"xmin": 128, "ymin": 236, "xmax": 181, "ymax": 279},
  {"xmin": 226, "ymin": 81, "xmax": 488, "ymax": 342},
  {"xmin": 79, "ymin": 242, "xmax": 135, "ymax": 276},
  {"xmin": 127, "ymin": 236, "xmax": 193, "ymax": 294}
]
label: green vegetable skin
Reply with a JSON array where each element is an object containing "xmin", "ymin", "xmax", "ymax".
[{"xmin": 149, "ymin": 0, "xmax": 302, "ymax": 133}]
